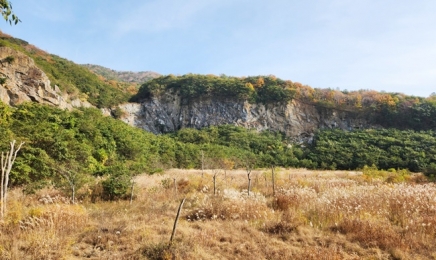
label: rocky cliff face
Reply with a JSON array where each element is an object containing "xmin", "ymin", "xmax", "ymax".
[
  {"xmin": 0, "ymin": 46, "xmax": 373, "ymax": 139},
  {"xmin": 119, "ymin": 90, "xmax": 372, "ymax": 140},
  {"xmin": 0, "ymin": 47, "xmax": 91, "ymax": 109}
]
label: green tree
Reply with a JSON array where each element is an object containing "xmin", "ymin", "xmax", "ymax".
[
  {"xmin": 101, "ymin": 165, "xmax": 131, "ymax": 201},
  {"xmin": 54, "ymin": 161, "xmax": 90, "ymax": 204},
  {"xmin": 1, "ymin": 0, "xmax": 20, "ymax": 25}
]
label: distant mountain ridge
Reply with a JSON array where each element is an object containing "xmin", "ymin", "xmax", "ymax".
[{"xmin": 82, "ymin": 64, "xmax": 160, "ymax": 84}]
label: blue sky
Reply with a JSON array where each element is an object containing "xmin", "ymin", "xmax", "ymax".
[{"xmin": 1, "ymin": 0, "xmax": 435, "ymax": 97}]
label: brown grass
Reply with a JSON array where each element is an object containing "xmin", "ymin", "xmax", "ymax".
[{"xmin": 0, "ymin": 169, "xmax": 435, "ymax": 259}]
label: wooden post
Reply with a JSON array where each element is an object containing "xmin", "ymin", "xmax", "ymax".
[
  {"xmin": 213, "ymin": 173, "xmax": 217, "ymax": 196},
  {"xmin": 201, "ymin": 150, "xmax": 204, "ymax": 178},
  {"xmin": 169, "ymin": 198, "xmax": 186, "ymax": 246},
  {"xmin": 129, "ymin": 179, "xmax": 135, "ymax": 205},
  {"xmin": 173, "ymin": 178, "xmax": 177, "ymax": 194},
  {"xmin": 247, "ymin": 171, "xmax": 252, "ymax": 196},
  {"xmin": 271, "ymin": 166, "xmax": 275, "ymax": 196}
]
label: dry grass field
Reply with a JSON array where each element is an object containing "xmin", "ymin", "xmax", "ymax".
[{"xmin": 0, "ymin": 168, "xmax": 435, "ymax": 259}]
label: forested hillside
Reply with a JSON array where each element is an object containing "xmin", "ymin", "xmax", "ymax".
[
  {"xmin": 1, "ymin": 31, "xmax": 436, "ymax": 200},
  {"xmin": 0, "ymin": 31, "xmax": 130, "ymax": 107},
  {"xmin": 133, "ymin": 74, "xmax": 436, "ymax": 130},
  {"xmin": 2, "ymin": 100, "xmax": 436, "ymax": 200}
]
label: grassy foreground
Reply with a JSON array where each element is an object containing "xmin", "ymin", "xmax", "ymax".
[{"xmin": 0, "ymin": 169, "xmax": 435, "ymax": 259}]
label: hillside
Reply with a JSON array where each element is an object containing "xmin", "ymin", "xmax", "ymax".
[
  {"xmin": 122, "ymin": 74, "xmax": 436, "ymax": 139},
  {"xmin": 0, "ymin": 31, "xmax": 132, "ymax": 108},
  {"xmin": 2, "ymin": 30, "xmax": 436, "ymax": 259},
  {"xmin": 2, "ymin": 31, "xmax": 436, "ymax": 176},
  {"xmin": 2, "ymin": 30, "xmax": 436, "ymax": 135},
  {"xmin": 81, "ymin": 64, "xmax": 160, "ymax": 84}
]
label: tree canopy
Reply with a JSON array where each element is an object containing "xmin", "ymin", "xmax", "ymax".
[{"xmin": 131, "ymin": 74, "xmax": 296, "ymax": 104}]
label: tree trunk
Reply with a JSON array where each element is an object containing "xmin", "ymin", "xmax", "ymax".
[
  {"xmin": 71, "ymin": 185, "xmax": 76, "ymax": 204},
  {"xmin": 248, "ymin": 176, "xmax": 252, "ymax": 196},
  {"xmin": 1, "ymin": 152, "xmax": 6, "ymax": 218},
  {"xmin": 213, "ymin": 174, "xmax": 216, "ymax": 196},
  {"xmin": 201, "ymin": 150, "xmax": 204, "ymax": 178},
  {"xmin": 1, "ymin": 140, "xmax": 24, "ymax": 219},
  {"xmin": 130, "ymin": 180, "xmax": 135, "ymax": 205}
]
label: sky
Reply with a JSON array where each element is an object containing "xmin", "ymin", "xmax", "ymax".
[{"xmin": 1, "ymin": 0, "xmax": 435, "ymax": 97}]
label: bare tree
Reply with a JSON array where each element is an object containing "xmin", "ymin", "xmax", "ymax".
[
  {"xmin": 1, "ymin": 140, "xmax": 24, "ymax": 219},
  {"xmin": 58, "ymin": 169, "xmax": 79, "ymax": 204},
  {"xmin": 212, "ymin": 168, "xmax": 220, "ymax": 196},
  {"xmin": 56, "ymin": 162, "xmax": 88, "ymax": 204},
  {"xmin": 200, "ymin": 150, "xmax": 205, "ymax": 178},
  {"xmin": 129, "ymin": 177, "xmax": 135, "ymax": 205},
  {"xmin": 271, "ymin": 165, "xmax": 276, "ymax": 196},
  {"xmin": 246, "ymin": 164, "xmax": 252, "ymax": 196},
  {"xmin": 221, "ymin": 158, "xmax": 234, "ymax": 180},
  {"xmin": 243, "ymin": 155, "xmax": 256, "ymax": 196}
]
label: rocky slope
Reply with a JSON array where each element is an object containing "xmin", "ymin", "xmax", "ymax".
[
  {"xmin": 119, "ymin": 90, "xmax": 372, "ymax": 141},
  {"xmin": 82, "ymin": 64, "xmax": 160, "ymax": 83},
  {"xmin": 0, "ymin": 46, "xmax": 375, "ymax": 140},
  {"xmin": 0, "ymin": 47, "xmax": 92, "ymax": 109}
]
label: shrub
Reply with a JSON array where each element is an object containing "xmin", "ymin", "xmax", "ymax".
[
  {"xmin": 111, "ymin": 107, "xmax": 125, "ymax": 119},
  {"xmin": 101, "ymin": 173, "xmax": 131, "ymax": 200},
  {"xmin": 333, "ymin": 219, "xmax": 403, "ymax": 250},
  {"xmin": 4, "ymin": 56, "xmax": 14, "ymax": 64},
  {"xmin": 142, "ymin": 242, "xmax": 174, "ymax": 260},
  {"xmin": 423, "ymin": 163, "xmax": 436, "ymax": 176}
]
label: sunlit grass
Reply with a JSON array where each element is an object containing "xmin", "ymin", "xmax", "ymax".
[{"xmin": 0, "ymin": 168, "xmax": 435, "ymax": 259}]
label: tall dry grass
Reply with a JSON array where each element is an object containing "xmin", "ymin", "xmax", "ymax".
[{"xmin": 0, "ymin": 168, "xmax": 435, "ymax": 259}]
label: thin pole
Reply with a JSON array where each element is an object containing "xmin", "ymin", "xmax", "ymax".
[{"xmin": 169, "ymin": 198, "xmax": 186, "ymax": 246}]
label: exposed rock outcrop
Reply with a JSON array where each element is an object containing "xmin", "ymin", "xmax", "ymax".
[
  {"xmin": 119, "ymin": 90, "xmax": 373, "ymax": 140},
  {"xmin": 0, "ymin": 47, "xmax": 91, "ymax": 109},
  {"xmin": 0, "ymin": 46, "xmax": 374, "ymax": 139}
]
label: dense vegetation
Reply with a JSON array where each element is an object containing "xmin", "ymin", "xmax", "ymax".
[
  {"xmin": 2, "ymin": 99, "xmax": 436, "ymax": 200},
  {"xmin": 0, "ymin": 31, "xmax": 130, "ymax": 107},
  {"xmin": 1, "ymin": 31, "xmax": 436, "ymax": 200},
  {"xmin": 131, "ymin": 74, "xmax": 296, "ymax": 104},
  {"xmin": 2, "ymin": 29, "xmax": 436, "ymax": 129},
  {"xmin": 307, "ymin": 129, "xmax": 436, "ymax": 173},
  {"xmin": 133, "ymin": 74, "xmax": 436, "ymax": 131},
  {"xmin": 0, "ymin": 101, "xmax": 292, "ymax": 197}
]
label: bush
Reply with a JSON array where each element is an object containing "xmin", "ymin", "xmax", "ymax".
[
  {"xmin": 4, "ymin": 56, "xmax": 14, "ymax": 64},
  {"xmin": 423, "ymin": 163, "xmax": 436, "ymax": 176},
  {"xmin": 101, "ymin": 173, "xmax": 131, "ymax": 200},
  {"xmin": 142, "ymin": 242, "xmax": 174, "ymax": 260},
  {"xmin": 111, "ymin": 107, "xmax": 125, "ymax": 119}
]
